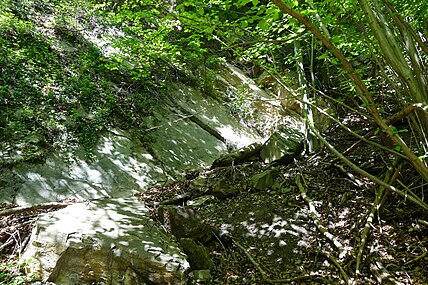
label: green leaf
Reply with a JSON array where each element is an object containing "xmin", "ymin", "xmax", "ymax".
[
  {"xmin": 272, "ymin": 10, "xmax": 280, "ymax": 20},
  {"xmin": 418, "ymin": 154, "xmax": 428, "ymax": 160},
  {"xmin": 258, "ymin": 19, "xmax": 269, "ymax": 30},
  {"xmin": 197, "ymin": 7, "xmax": 204, "ymax": 15},
  {"xmin": 236, "ymin": 0, "xmax": 252, "ymax": 7}
]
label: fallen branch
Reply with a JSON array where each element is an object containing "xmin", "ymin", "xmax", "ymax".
[
  {"xmin": 0, "ymin": 202, "xmax": 70, "ymax": 217},
  {"xmin": 0, "ymin": 235, "xmax": 15, "ymax": 252},
  {"xmin": 404, "ymin": 250, "xmax": 427, "ymax": 266},
  {"xmin": 232, "ymin": 239, "xmax": 269, "ymax": 281},
  {"xmin": 268, "ymin": 275, "xmax": 331, "ymax": 284},
  {"xmin": 356, "ymin": 159, "xmax": 399, "ymax": 275},
  {"xmin": 369, "ymin": 254, "xmax": 401, "ymax": 285},
  {"xmin": 233, "ymin": 238, "xmax": 328, "ymax": 284},
  {"xmin": 320, "ymin": 250, "xmax": 349, "ymax": 284},
  {"xmin": 295, "ymin": 174, "xmax": 347, "ymax": 258}
]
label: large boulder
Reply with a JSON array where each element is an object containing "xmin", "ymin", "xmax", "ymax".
[
  {"xmin": 179, "ymin": 238, "xmax": 213, "ymax": 270},
  {"xmin": 260, "ymin": 126, "xmax": 304, "ymax": 164},
  {"xmin": 22, "ymin": 197, "xmax": 190, "ymax": 285}
]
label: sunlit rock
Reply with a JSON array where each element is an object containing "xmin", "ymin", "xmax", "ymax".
[
  {"xmin": 3, "ymin": 129, "xmax": 167, "ymax": 206},
  {"xmin": 22, "ymin": 197, "xmax": 190, "ymax": 285},
  {"xmin": 211, "ymin": 142, "xmax": 262, "ymax": 169}
]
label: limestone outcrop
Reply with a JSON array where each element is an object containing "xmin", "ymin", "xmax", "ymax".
[
  {"xmin": 23, "ymin": 197, "xmax": 190, "ymax": 285},
  {"xmin": 0, "ymin": 64, "xmax": 269, "ymax": 208}
]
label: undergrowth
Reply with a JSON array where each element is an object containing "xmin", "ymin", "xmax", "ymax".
[{"xmin": 0, "ymin": 0, "xmax": 209, "ymax": 164}]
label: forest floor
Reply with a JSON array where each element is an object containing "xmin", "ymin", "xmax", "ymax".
[
  {"xmin": 140, "ymin": 153, "xmax": 428, "ymax": 284},
  {"xmin": 1, "ymin": 117, "xmax": 427, "ymax": 284},
  {"xmin": 137, "ymin": 115, "xmax": 428, "ymax": 284}
]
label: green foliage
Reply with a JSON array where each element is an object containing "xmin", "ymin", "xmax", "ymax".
[
  {"xmin": 0, "ymin": 0, "xmax": 154, "ymax": 162},
  {"xmin": 0, "ymin": 260, "xmax": 32, "ymax": 285},
  {"xmin": 0, "ymin": 0, "xmax": 227, "ymax": 163},
  {"xmin": 1, "ymin": 0, "xmax": 426, "ymax": 164}
]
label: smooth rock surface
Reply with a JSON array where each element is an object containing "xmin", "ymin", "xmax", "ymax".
[
  {"xmin": 2, "ymin": 129, "xmax": 167, "ymax": 206},
  {"xmin": 171, "ymin": 83, "xmax": 261, "ymax": 149},
  {"xmin": 23, "ymin": 197, "xmax": 190, "ymax": 285},
  {"xmin": 1, "ymin": 67, "xmax": 266, "ymax": 207},
  {"xmin": 146, "ymin": 104, "xmax": 228, "ymax": 176}
]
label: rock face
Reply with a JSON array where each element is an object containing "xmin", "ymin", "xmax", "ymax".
[
  {"xmin": 1, "ymin": 129, "xmax": 167, "ymax": 207},
  {"xmin": 2, "ymin": 62, "xmax": 307, "ymax": 284},
  {"xmin": 23, "ymin": 197, "xmax": 190, "ymax": 285},
  {"xmin": 260, "ymin": 126, "xmax": 304, "ymax": 164},
  {"xmin": 0, "ymin": 65, "xmax": 265, "ymax": 207}
]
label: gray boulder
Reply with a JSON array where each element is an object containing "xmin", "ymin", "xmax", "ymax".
[
  {"xmin": 22, "ymin": 197, "xmax": 190, "ymax": 285},
  {"xmin": 260, "ymin": 126, "xmax": 304, "ymax": 164},
  {"xmin": 157, "ymin": 205, "xmax": 212, "ymax": 244}
]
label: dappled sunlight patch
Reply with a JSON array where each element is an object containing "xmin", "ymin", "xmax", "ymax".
[
  {"xmin": 4, "ymin": 129, "xmax": 171, "ymax": 206},
  {"xmin": 19, "ymin": 197, "xmax": 189, "ymax": 283}
]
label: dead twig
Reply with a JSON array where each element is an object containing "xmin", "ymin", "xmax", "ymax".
[
  {"xmin": 295, "ymin": 174, "xmax": 348, "ymax": 259},
  {"xmin": 233, "ymin": 238, "xmax": 328, "ymax": 284},
  {"xmin": 355, "ymin": 159, "xmax": 399, "ymax": 275},
  {"xmin": 369, "ymin": 253, "xmax": 401, "ymax": 285},
  {"xmin": 306, "ymin": 121, "xmax": 428, "ymax": 211},
  {"xmin": 404, "ymin": 249, "xmax": 427, "ymax": 266},
  {"xmin": 320, "ymin": 250, "xmax": 349, "ymax": 284},
  {"xmin": 232, "ymin": 239, "xmax": 270, "ymax": 282}
]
